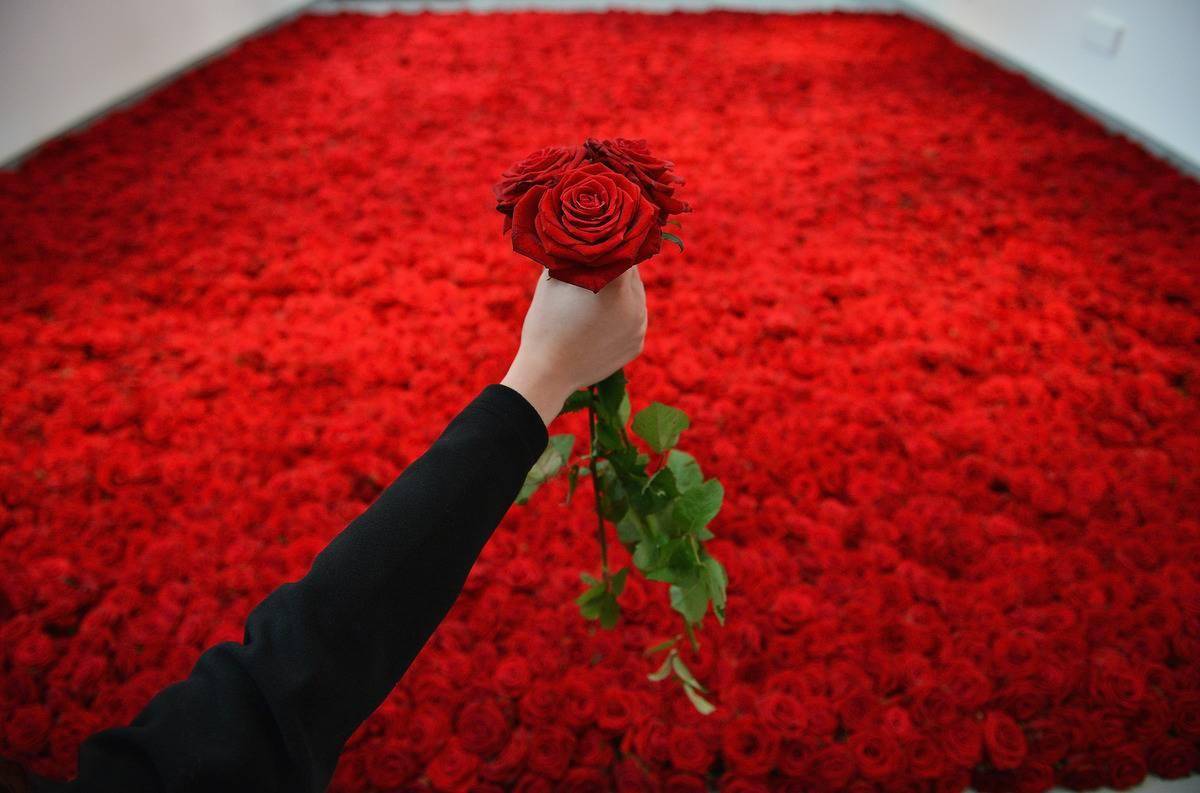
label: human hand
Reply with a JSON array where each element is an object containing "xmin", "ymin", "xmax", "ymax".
[{"xmin": 501, "ymin": 267, "xmax": 648, "ymax": 426}]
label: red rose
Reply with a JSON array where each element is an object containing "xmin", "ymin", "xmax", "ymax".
[
  {"xmin": 982, "ymin": 711, "xmax": 1028, "ymax": 770},
  {"xmin": 364, "ymin": 739, "xmax": 418, "ymax": 789},
  {"xmin": 804, "ymin": 745, "xmax": 856, "ymax": 789},
  {"xmin": 664, "ymin": 774, "xmax": 707, "ymax": 793},
  {"xmin": 1106, "ymin": 746, "xmax": 1148, "ymax": 790},
  {"xmin": 1147, "ymin": 738, "xmax": 1198, "ymax": 779},
  {"xmin": 510, "ymin": 163, "xmax": 661, "ymax": 293},
  {"xmin": 574, "ymin": 729, "xmax": 614, "ymax": 768},
  {"xmin": 721, "ymin": 716, "xmax": 780, "ymax": 776},
  {"xmin": 938, "ymin": 717, "xmax": 983, "ymax": 767},
  {"xmin": 849, "ymin": 728, "xmax": 903, "ymax": 780},
  {"xmin": 479, "ymin": 730, "xmax": 530, "ymax": 783},
  {"xmin": 759, "ymin": 691, "xmax": 807, "ymax": 740},
  {"xmin": 595, "ymin": 688, "xmax": 637, "ymax": 733},
  {"xmin": 495, "ymin": 656, "xmax": 533, "ymax": 697},
  {"xmin": 614, "ymin": 757, "xmax": 655, "ymax": 793},
  {"xmin": 667, "ymin": 725, "xmax": 714, "ymax": 774},
  {"xmin": 518, "ymin": 683, "xmax": 560, "ymax": 728},
  {"xmin": 493, "ymin": 145, "xmax": 587, "ymax": 215},
  {"xmin": 456, "ymin": 699, "xmax": 509, "ymax": 757},
  {"xmin": 907, "ymin": 734, "xmax": 946, "ymax": 779},
  {"xmin": 426, "ymin": 738, "xmax": 479, "ymax": 792},
  {"xmin": 527, "ymin": 725, "xmax": 576, "ymax": 780},
  {"xmin": 561, "ymin": 766, "xmax": 609, "ymax": 792},
  {"xmin": 1014, "ymin": 761, "xmax": 1056, "ymax": 793},
  {"xmin": 584, "ymin": 138, "xmax": 691, "ymax": 218},
  {"xmin": 12, "ymin": 632, "xmax": 55, "ymax": 669},
  {"xmin": 777, "ymin": 741, "xmax": 809, "ymax": 778},
  {"xmin": 4, "ymin": 704, "xmax": 52, "ymax": 754}
]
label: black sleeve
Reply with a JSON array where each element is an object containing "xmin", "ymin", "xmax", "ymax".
[{"xmin": 32, "ymin": 384, "xmax": 548, "ymax": 793}]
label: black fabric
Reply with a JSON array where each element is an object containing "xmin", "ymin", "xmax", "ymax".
[{"xmin": 28, "ymin": 384, "xmax": 548, "ymax": 793}]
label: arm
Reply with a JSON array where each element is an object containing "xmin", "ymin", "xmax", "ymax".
[{"xmin": 30, "ymin": 267, "xmax": 648, "ymax": 793}]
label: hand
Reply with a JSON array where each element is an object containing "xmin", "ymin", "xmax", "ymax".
[{"xmin": 501, "ymin": 267, "xmax": 648, "ymax": 426}]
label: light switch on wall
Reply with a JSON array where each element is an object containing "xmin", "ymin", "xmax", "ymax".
[{"xmin": 1083, "ymin": 8, "xmax": 1125, "ymax": 57}]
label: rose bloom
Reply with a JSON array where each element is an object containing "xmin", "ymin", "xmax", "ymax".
[
  {"xmin": 455, "ymin": 699, "xmax": 509, "ymax": 757},
  {"xmin": 510, "ymin": 163, "xmax": 661, "ymax": 292},
  {"xmin": 982, "ymin": 710, "xmax": 1028, "ymax": 770},
  {"xmin": 721, "ymin": 716, "xmax": 780, "ymax": 776},
  {"xmin": 527, "ymin": 725, "xmax": 576, "ymax": 780},
  {"xmin": 667, "ymin": 725, "xmax": 714, "ymax": 774},
  {"xmin": 583, "ymin": 137, "xmax": 691, "ymax": 219},
  {"xmin": 849, "ymin": 728, "xmax": 904, "ymax": 780},
  {"xmin": 426, "ymin": 737, "xmax": 479, "ymax": 792},
  {"xmin": 493, "ymin": 145, "xmax": 587, "ymax": 216},
  {"xmin": 1148, "ymin": 738, "xmax": 1199, "ymax": 779}
]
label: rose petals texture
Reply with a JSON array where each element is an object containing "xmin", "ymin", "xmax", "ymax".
[{"xmin": 1, "ymin": 10, "xmax": 1199, "ymax": 793}]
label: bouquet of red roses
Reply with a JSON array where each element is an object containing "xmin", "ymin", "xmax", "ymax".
[
  {"xmin": 493, "ymin": 140, "xmax": 727, "ymax": 713},
  {"xmin": 494, "ymin": 138, "xmax": 689, "ymax": 292}
]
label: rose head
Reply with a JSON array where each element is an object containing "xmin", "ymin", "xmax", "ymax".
[
  {"xmin": 510, "ymin": 162, "xmax": 662, "ymax": 292},
  {"xmin": 493, "ymin": 145, "xmax": 587, "ymax": 223},
  {"xmin": 584, "ymin": 137, "xmax": 691, "ymax": 219}
]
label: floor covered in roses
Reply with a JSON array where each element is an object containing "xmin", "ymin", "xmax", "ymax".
[{"xmin": 2, "ymin": 10, "xmax": 1199, "ymax": 793}]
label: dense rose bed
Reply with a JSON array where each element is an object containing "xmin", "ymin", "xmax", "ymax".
[{"xmin": 2, "ymin": 11, "xmax": 1199, "ymax": 792}]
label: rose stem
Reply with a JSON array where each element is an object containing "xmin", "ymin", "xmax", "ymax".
[{"xmin": 588, "ymin": 385, "xmax": 610, "ymax": 584}]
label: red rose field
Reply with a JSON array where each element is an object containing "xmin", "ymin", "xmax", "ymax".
[{"xmin": 1, "ymin": 9, "xmax": 1199, "ymax": 793}]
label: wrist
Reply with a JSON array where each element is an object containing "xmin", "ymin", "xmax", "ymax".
[{"xmin": 500, "ymin": 354, "xmax": 572, "ymax": 427}]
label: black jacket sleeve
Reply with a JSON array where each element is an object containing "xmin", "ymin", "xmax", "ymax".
[{"xmin": 31, "ymin": 384, "xmax": 549, "ymax": 793}]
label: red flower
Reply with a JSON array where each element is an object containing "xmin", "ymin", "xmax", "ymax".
[
  {"xmin": 510, "ymin": 163, "xmax": 661, "ymax": 293},
  {"xmin": 426, "ymin": 738, "xmax": 479, "ymax": 792},
  {"xmin": 583, "ymin": 138, "xmax": 691, "ymax": 219},
  {"xmin": 667, "ymin": 725, "xmax": 714, "ymax": 774},
  {"xmin": 982, "ymin": 711, "xmax": 1028, "ymax": 770},
  {"xmin": 493, "ymin": 145, "xmax": 587, "ymax": 216},
  {"xmin": 4, "ymin": 704, "xmax": 52, "ymax": 755},
  {"xmin": 527, "ymin": 726, "xmax": 576, "ymax": 780},
  {"xmin": 849, "ymin": 728, "xmax": 903, "ymax": 780},
  {"xmin": 720, "ymin": 716, "xmax": 779, "ymax": 776},
  {"xmin": 1106, "ymin": 746, "xmax": 1148, "ymax": 790},
  {"xmin": 805, "ymin": 745, "xmax": 856, "ymax": 789},
  {"xmin": 1148, "ymin": 738, "xmax": 1199, "ymax": 780},
  {"xmin": 479, "ymin": 730, "xmax": 530, "ymax": 783},
  {"xmin": 455, "ymin": 699, "xmax": 509, "ymax": 757}
]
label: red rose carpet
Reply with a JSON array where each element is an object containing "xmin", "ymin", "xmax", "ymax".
[{"xmin": 1, "ymin": 11, "xmax": 1199, "ymax": 793}]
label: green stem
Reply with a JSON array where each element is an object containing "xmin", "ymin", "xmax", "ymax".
[{"xmin": 588, "ymin": 385, "xmax": 610, "ymax": 582}]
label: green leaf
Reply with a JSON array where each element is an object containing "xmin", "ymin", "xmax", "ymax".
[
  {"xmin": 632, "ymin": 403, "xmax": 690, "ymax": 453},
  {"xmin": 648, "ymin": 653, "xmax": 673, "ymax": 682},
  {"xmin": 672, "ymin": 479, "xmax": 724, "ymax": 533},
  {"xmin": 615, "ymin": 513, "xmax": 642, "ymax": 544},
  {"xmin": 645, "ymin": 637, "xmax": 678, "ymax": 656},
  {"xmin": 516, "ymin": 434, "xmax": 575, "ymax": 504},
  {"xmin": 683, "ymin": 684, "xmax": 716, "ymax": 715},
  {"xmin": 594, "ymin": 369, "xmax": 627, "ymax": 423},
  {"xmin": 666, "ymin": 450, "xmax": 703, "ymax": 492},
  {"xmin": 565, "ymin": 465, "xmax": 580, "ymax": 504},
  {"xmin": 611, "ymin": 567, "xmax": 630, "ymax": 597},
  {"xmin": 599, "ymin": 595, "xmax": 620, "ymax": 629},
  {"xmin": 629, "ymin": 467, "xmax": 678, "ymax": 515},
  {"xmin": 632, "ymin": 540, "xmax": 657, "ymax": 571},
  {"xmin": 596, "ymin": 421, "xmax": 623, "ymax": 453},
  {"xmin": 618, "ymin": 392, "xmax": 631, "ymax": 426},
  {"xmin": 560, "ymin": 390, "xmax": 591, "ymax": 415},
  {"xmin": 662, "ymin": 232, "xmax": 684, "ymax": 252},
  {"xmin": 669, "ymin": 573, "xmax": 710, "ymax": 625},
  {"xmin": 702, "ymin": 556, "xmax": 728, "ymax": 625},
  {"xmin": 671, "ymin": 654, "xmax": 706, "ymax": 692}
]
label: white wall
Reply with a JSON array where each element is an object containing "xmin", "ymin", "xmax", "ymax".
[
  {"xmin": 0, "ymin": 0, "xmax": 310, "ymax": 165},
  {"xmin": 902, "ymin": 0, "xmax": 1200, "ymax": 171}
]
